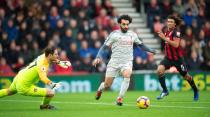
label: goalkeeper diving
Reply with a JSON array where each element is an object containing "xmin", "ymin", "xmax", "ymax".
[{"xmin": 0, "ymin": 47, "xmax": 71, "ymax": 109}]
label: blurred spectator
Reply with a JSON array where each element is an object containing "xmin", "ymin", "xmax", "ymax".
[
  {"xmin": 92, "ymin": 0, "xmax": 102, "ymax": 17},
  {"xmin": 56, "ymin": 0, "xmax": 66, "ymax": 15},
  {"xmin": 187, "ymin": 50, "xmax": 201, "ymax": 71},
  {"xmin": 48, "ymin": 6, "xmax": 61, "ymax": 29},
  {"xmin": 96, "ymin": 8, "xmax": 110, "ymax": 27},
  {"xmin": 111, "ymin": 8, "xmax": 119, "ymax": 22},
  {"xmin": 197, "ymin": 29, "xmax": 207, "ymax": 47},
  {"xmin": 172, "ymin": 0, "xmax": 185, "ymax": 16},
  {"xmin": 102, "ymin": 0, "xmax": 113, "ymax": 16},
  {"xmin": 70, "ymin": 19, "xmax": 79, "ymax": 40},
  {"xmin": 191, "ymin": 19, "xmax": 199, "ymax": 36},
  {"xmin": 147, "ymin": 0, "xmax": 161, "ymax": 30},
  {"xmin": 0, "ymin": 43, "xmax": 2, "ymax": 55},
  {"xmin": 108, "ymin": 18, "xmax": 120, "ymax": 31},
  {"xmin": 0, "ymin": 57, "xmax": 14, "ymax": 75},
  {"xmin": 79, "ymin": 19, "xmax": 91, "ymax": 39},
  {"xmin": 0, "ymin": 32, "xmax": 10, "ymax": 50},
  {"xmin": 203, "ymin": 21, "xmax": 210, "ymax": 40},
  {"xmin": 161, "ymin": 0, "xmax": 173, "ymax": 19},
  {"xmin": 180, "ymin": 39, "xmax": 188, "ymax": 58},
  {"xmin": 31, "ymin": 41, "xmax": 41, "ymax": 59},
  {"xmin": 66, "ymin": 42, "xmax": 81, "ymax": 71},
  {"xmin": 62, "ymin": 9, "xmax": 72, "ymax": 26},
  {"xmin": 20, "ymin": 42, "xmax": 32, "ymax": 64},
  {"xmin": 184, "ymin": 0, "xmax": 198, "ymax": 16},
  {"xmin": 37, "ymin": 31, "xmax": 48, "ymax": 49},
  {"xmin": 153, "ymin": 16, "xmax": 164, "ymax": 33},
  {"xmin": 146, "ymin": 53, "xmax": 157, "ymax": 70},
  {"xmin": 5, "ymin": 41, "xmax": 19, "ymax": 65},
  {"xmin": 79, "ymin": 40, "xmax": 93, "ymax": 58},
  {"xmin": 18, "ymin": 21, "xmax": 29, "ymax": 44},
  {"xmin": 202, "ymin": 40, "xmax": 210, "ymax": 70},
  {"xmin": 80, "ymin": 0, "xmax": 93, "ymax": 18},
  {"xmin": 54, "ymin": 50, "xmax": 72, "ymax": 73},
  {"xmin": 183, "ymin": 27, "xmax": 193, "ymax": 56},
  {"xmin": 183, "ymin": 8, "xmax": 196, "ymax": 27},
  {"xmin": 196, "ymin": 7, "xmax": 206, "ymax": 28},
  {"xmin": 59, "ymin": 28, "xmax": 73, "ymax": 50},
  {"xmin": 79, "ymin": 55, "xmax": 92, "ymax": 72},
  {"xmin": 4, "ymin": 19, "xmax": 19, "ymax": 41},
  {"xmin": 15, "ymin": 0, "xmax": 28, "ymax": 17},
  {"xmin": 191, "ymin": 40, "xmax": 203, "ymax": 61},
  {"xmin": 69, "ymin": 0, "xmax": 80, "ymax": 18},
  {"xmin": 55, "ymin": 19, "xmax": 65, "ymax": 36},
  {"xmin": 89, "ymin": 30, "xmax": 99, "ymax": 48},
  {"xmin": 12, "ymin": 56, "xmax": 25, "ymax": 72},
  {"xmin": 133, "ymin": 56, "xmax": 147, "ymax": 70},
  {"xmin": 134, "ymin": 47, "xmax": 148, "ymax": 61}
]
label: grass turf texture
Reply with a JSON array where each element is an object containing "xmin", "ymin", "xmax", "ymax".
[{"xmin": 0, "ymin": 91, "xmax": 209, "ymax": 117}]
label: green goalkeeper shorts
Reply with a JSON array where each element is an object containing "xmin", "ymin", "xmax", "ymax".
[{"xmin": 9, "ymin": 75, "xmax": 47, "ymax": 97}]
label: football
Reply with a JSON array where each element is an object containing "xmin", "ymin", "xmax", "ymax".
[{"xmin": 136, "ymin": 96, "xmax": 150, "ymax": 109}]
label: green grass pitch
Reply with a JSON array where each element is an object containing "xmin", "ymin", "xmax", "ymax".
[{"xmin": 0, "ymin": 91, "xmax": 209, "ymax": 117}]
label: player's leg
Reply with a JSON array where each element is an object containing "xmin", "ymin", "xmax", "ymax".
[
  {"xmin": 184, "ymin": 73, "xmax": 199, "ymax": 101},
  {"xmin": 0, "ymin": 89, "xmax": 16, "ymax": 97},
  {"xmin": 40, "ymin": 89, "xmax": 56, "ymax": 110},
  {"xmin": 156, "ymin": 58, "xmax": 170, "ymax": 100},
  {"xmin": 0, "ymin": 77, "xmax": 18, "ymax": 98},
  {"xmin": 21, "ymin": 85, "xmax": 56, "ymax": 109},
  {"xmin": 176, "ymin": 60, "xmax": 199, "ymax": 101},
  {"xmin": 95, "ymin": 64, "xmax": 116, "ymax": 100},
  {"xmin": 95, "ymin": 77, "xmax": 114, "ymax": 100},
  {"xmin": 116, "ymin": 67, "xmax": 132, "ymax": 106}
]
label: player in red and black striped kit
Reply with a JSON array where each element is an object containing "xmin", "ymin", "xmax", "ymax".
[{"xmin": 156, "ymin": 15, "xmax": 199, "ymax": 101}]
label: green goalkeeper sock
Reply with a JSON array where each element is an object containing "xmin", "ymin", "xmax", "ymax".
[
  {"xmin": 42, "ymin": 97, "xmax": 53, "ymax": 105},
  {"xmin": 0, "ymin": 89, "xmax": 8, "ymax": 98}
]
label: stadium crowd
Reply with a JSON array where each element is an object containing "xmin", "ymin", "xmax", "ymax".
[{"xmin": 0, "ymin": 0, "xmax": 210, "ymax": 75}]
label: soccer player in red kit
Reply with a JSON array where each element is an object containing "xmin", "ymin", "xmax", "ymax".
[{"xmin": 156, "ymin": 15, "xmax": 199, "ymax": 101}]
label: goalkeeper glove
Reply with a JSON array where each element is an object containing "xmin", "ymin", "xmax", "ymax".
[
  {"xmin": 57, "ymin": 60, "xmax": 71, "ymax": 68},
  {"xmin": 48, "ymin": 82, "xmax": 61, "ymax": 90}
]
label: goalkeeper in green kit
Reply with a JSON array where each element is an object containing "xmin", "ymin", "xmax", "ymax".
[{"xmin": 0, "ymin": 47, "xmax": 71, "ymax": 109}]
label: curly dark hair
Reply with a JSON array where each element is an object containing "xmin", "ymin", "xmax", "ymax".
[
  {"xmin": 167, "ymin": 15, "xmax": 182, "ymax": 26},
  {"xmin": 117, "ymin": 15, "xmax": 132, "ymax": 24}
]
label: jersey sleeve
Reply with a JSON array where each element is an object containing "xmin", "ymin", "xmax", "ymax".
[
  {"xmin": 173, "ymin": 30, "xmax": 181, "ymax": 39},
  {"xmin": 104, "ymin": 32, "xmax": 115, "ymax": 46},
  {"xmin": 133, "ymin": 32, "xmax": 143, "ymax": 45},
  {"xmin": 37, "ymin": 61, "xmax": 51, "ymax": 85}
]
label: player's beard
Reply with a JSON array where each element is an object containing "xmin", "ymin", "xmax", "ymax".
[{"xmin": 121, "ymin": 27, "xmax": 128, "ymax": 33}]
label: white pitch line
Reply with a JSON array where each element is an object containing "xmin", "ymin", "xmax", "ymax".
[
  {"xmin": 0, "ymin": 99, "xmax": 209, "ymax": 109},
  {"xmin": 126, "ymin": 101, "xmax": 210, "ymax": 104}
]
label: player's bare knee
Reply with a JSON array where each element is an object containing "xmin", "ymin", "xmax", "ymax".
[
  {"xmin": 123, "ymin": 73, "xmax": 131, "ymax": 78},
  {"xmin": 157, "ymin": 66, "xmax": 165, "ymax": 76},
  {"xmin": 122, "ymin": 70, "xmax": 132, "ymax": 78},
  {"xmin": 104, "ymin": 82, "xmax": 111, "ymax": 88},
  {"xmin": 183, "ymin": 73, "xmax": 192, "ymax": 80}
]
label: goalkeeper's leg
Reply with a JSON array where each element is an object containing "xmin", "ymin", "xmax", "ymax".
[
  {"xmin": 40, "ymin": 89, "xmax": 55, "ymax": 110},
  {"xmin": 22, "ymin": 85, "xmax": 55, "ymax": 109},
  {"xmin": 0, "ymin": 89, "xmax": 17, "ymax": 97},
  {"xmin": 0, "ymin": 76, "xmax": 18, "ymax": 98}
]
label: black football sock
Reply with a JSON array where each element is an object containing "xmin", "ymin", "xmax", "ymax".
[
  {"xmin": 187, "ymin": 77, "xmax": 198, "ymax": 92},
  {"xmin": 159, "ymin": 75, "xmax": 168, "ymax": 92}
]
